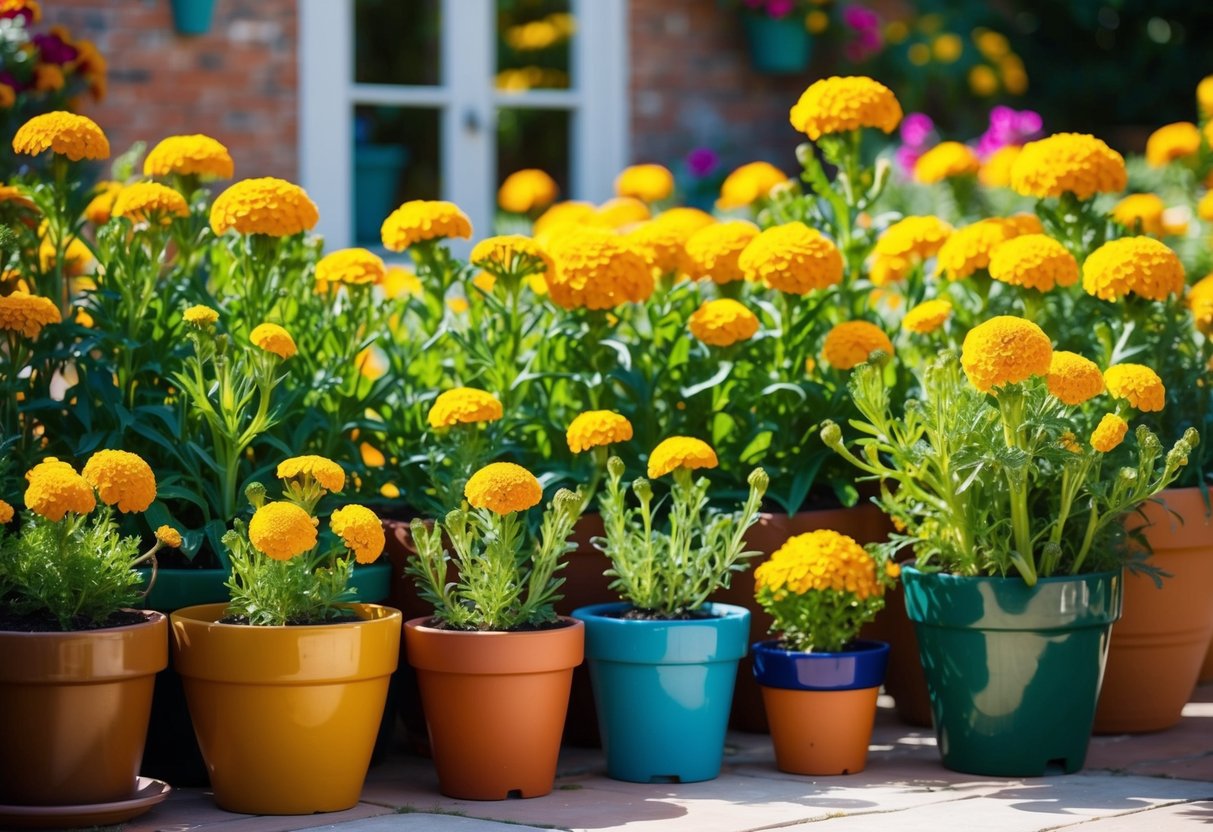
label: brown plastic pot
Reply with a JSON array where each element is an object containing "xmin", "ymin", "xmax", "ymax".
[
  {"xmin": 1094, "ymin": 488, "xmax": 1213, "ymax": 734},
  {"xmin": 0, "ymin": 610, "xmax": 168, "ymax": 806},
  {"xmin": 404, "ymin": 617, "xmax": 584, "ymax": 800},
  {"xmin": 763, "ymin": 687, "xmax": 881, "ymax": 775}
]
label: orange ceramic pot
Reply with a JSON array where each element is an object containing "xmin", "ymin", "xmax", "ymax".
[
  {"xmin": 0, "ymin": 611, "xmax": 167, "ymax": 805},
  {"xmin": 405, "ymin": 617, "xmax": 584, "ymax": 800},
  {"xmin": 1094, "ymin": 488, "xmax": 1213, "ymax": 734},
  {"xmin": 763, "ymin": 687, "xmax": 882, "ymax": 774},
  {"xmin": 171, "ymin": 603, "xmax": 401, "ymax": 814}
]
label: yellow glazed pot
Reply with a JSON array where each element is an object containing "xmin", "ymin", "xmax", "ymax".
[{"xmin": 171, "ymin": 603, "xmax": 401, "ymax": 814}]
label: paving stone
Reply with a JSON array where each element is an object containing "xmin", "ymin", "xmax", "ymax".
[
  {"xmin": 1047, "ymin": 799, "xmax": 1213, "ymax": 829},
  {"xmin": 306, "ymin": 813, "xmax": 558, "ymax": 831}
]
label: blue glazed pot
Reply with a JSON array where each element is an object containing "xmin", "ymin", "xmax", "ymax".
[
  {"xmin": 741, "ymin": 14, "xmax": 812, "ymax": 75},
  {"xmin": 572, "ymin": 602, "xmax": 750, "ymax": 783},
  {"xmin": 752, "ymin": 639, "xmax": 890, "ymax": 691}
]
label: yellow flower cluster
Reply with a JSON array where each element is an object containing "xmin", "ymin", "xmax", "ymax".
[
  {"xmin": 684, "ymin": 220, "xmax": 759, "ymax": 284},
  {"xmin": 84, "ymin": 181, "xmax": 123, "ymax": 224},
  {"xmin": 249, "ymin": 501, "xmax": 318, "ymax": 561},
  {"xmin": 1144, "ymin": 122, "xmax": 1200, "ymax": 168},
  {"xmin": 470, "ymin": 235, "xmax": 553, "ymax": 281},
  {"xmin": 183, "ymin": 305, "xmax": 218, "ymax": 327},
  {"xmin": 155, "ymin": 525, "xmax": 182, "ymax": 548},
  {"xmin": 533, "ymin": 200, "xmax": 597, "ymax": 238},
  {"xmin": 716, "ymin": 161, "xmax": 787, "ymax": 210},
  {"xmin": 689, "ymin": 298, "xmax": 759, "ymax": 347},
  {"xmin": 210, "ymin": 178, "xmax": 319, "ymax": 237},
  {"xmin": 823, "ymin": 320, "xmax": 894, "ymax": 370},
  {"xmin": 1104, "ymin": 364, "xmax": 1166, "ymax": 412},
  {"xmin": 914, "ymin": 141, "xmax": 981, "ymax": 183},
  {"xmin": 960, "ymin": 315, "xmax": 1053, "ymax": 393},
  {"xmin": 615, "ymin": 164, "xmax": 674, "ymax": 203},
  {"xmin": 595, "ymin": 197, "xmax": 651, "ymax": 229},
  {"xmin": 1010, "ymin": 133, "xmax": 1126, "ymax": 200},
  {"xmin": 870, "ymin": 215, "xmax": 952, "ymax": 285},
  {"xmin": 81, "ymin": 449, "xmax": 156, "ymax": 513},
  {"xmin": 935, "ymin": 216, "xmax": 1040, "ymax": 280},
  {"xmin": 24, "ymin": 458, "xmax": 95, "ymax": 521},
  {"xmin": 12, "ymin": 111, "xmax": 109, "ymax": 161},
  {"xmin": 0, "ymin": 290, "xmax": 60, "ymax": 338},
  {"xmin": 978, "ymin": 145, "xmax": 1021, "ymax": 188},
  {"xmin": 1046, "ymin": 351, "xmax": 1105, "ymax": 405},
  {"xmin": 987, "ymin": 234, "xmax": 1078, "ymax": 292},
  {"xmin": 1091, "ymin": 413, "xmax": 1128, "ymax": 453},
  {"xmin": 464, "ymin": 462, "xmax": 543, "ymax": 515},
  {"xmin": 143, "ymin": 134, "xmax": 234, "ymax": 180},
  {"xmin": 902, "ymin": 298, "xmax": 953, "ymax": 334},
  {"xmin": 1112, "ymin": 194, "xmax": 1172, "ymax": 237},
  {"xmin": 381, "ymin": 200, "xmax": 472, "ymax": 251},
  {"xmin": 1081, "ymin": 237, "xmax": 1184, "ymax": 302},
  {"xmin": 497, "ymin": 168, "xmax": 559, "ymax": 214},
  {"xmin": 738, "ymin": 222, "xmax": 843, "ymax": 294},
  {"xmin": 546, "ymin": 228, "xmax": 653, "ymax": 310},
  {"xmin": 627, "ymin": 209, "xmax": 715, "ymax": 276},
  {"xmin": 277, "ymin": 455, "xmax": 346, "ymax": 492},
  {"xmin": 788, "ymin": 76, "xmax": 903, "ymax": 140},
  {"xmin": 330, "ymin": 504, "xmax": 385, "ymax": 564},
  {"xmin": 111, "ymin": 181, "xmax": 189, "ymax": 225},
  {"xmin": 315, "ymin": 248, "xmax": 385, "ymax": 287},
  {"xmin": 428, "ymin": 387, "xmax": 503, "ymax": 429},
  {"xmin": 647, "ymin": 436, "xmax": 718, "ymax": 479},
  {"xmin": 754, "ymin": 530, "xmax": 880, "ymax": 600},
  {"xmin": 250, "ymin": 322, "xmax": 296, "ymax": 359},
  {"xmin": 566, "ymin": 410, "xmax": 634, "ymax": 453},
  {"xmin": 1190, "ymin": 275, "xmax": 1213, "ymax": 335}
]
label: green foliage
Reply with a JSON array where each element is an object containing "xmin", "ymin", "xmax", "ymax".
[{"xmin": 756, "ymin": 581, "xmax": 887, "ymax": 654}]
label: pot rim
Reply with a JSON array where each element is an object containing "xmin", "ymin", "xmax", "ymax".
[
  {"xmin": 171, "ymin": 602, "xmax": 401, "ymax": 629},
  {"xmin": 403, "ymin": 615, "xmax": 584, "ymax": 636},
  {"xmin": 570, "ymin": 601, "xmax": 751, "ymax": 623},
  {"xmin": 0, "ymin": 608, "xmax": 166, "ymax": 638},
  {"xmin": 751, "ymin": 638, "xmax": 889, "ymax": 659},
  {"xmin": 901, "ymin": 564, "xmax": 1122, "ymax": 584}
]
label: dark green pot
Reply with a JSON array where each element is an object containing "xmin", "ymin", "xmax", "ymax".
[
  {"xmin": 902, "ymin": 566, "xmax": 1122, "ymax": 776},
  {"xmin": 741, "ymin": 14, "xmax": 811, "ymax": 74}
]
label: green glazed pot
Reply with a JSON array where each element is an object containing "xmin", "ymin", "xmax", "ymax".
[{"xmin": 902, "ymin": 566, "xmax": 1122, "ymax": 776}]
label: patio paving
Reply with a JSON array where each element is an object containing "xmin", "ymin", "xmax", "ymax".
[{"xmin": 121, "ymin": 684, "xmax": 1213, "ymax": 832}]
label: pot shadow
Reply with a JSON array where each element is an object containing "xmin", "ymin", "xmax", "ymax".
[
  {"xmin": 1178, "ymin": 801, "xmax": 1213, "ymax": 823},
  {"xmin": 982, "ymin": 782, "xmax": 1213, "ymax": 816}
]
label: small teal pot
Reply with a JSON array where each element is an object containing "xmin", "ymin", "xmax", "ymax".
[
  {"xmin": 903, "ymin": 566, "xmax": 1122, "ymax": 776},
  {"xmin": 741, "ymin": 14, "xmax": 811, "ymax": 75},
  {"xmin": 170, "ymin": 0, "xmax": 217, "ymax": 36},
  {"xmin": 572, "ymin": 602, "xmax": 750, "ymax": 783}
]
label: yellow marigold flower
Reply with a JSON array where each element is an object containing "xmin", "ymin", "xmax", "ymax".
[
  {"xmin": 547, "ymin": 228, "xmax": 653, "ymax": 310},
  {"xmin": 869, "ymin": 215, "xmax": 952, "ymax": 286},
  {"xmin": 595, "ymin": 197, "xmax": 651, "ymax": 229},
  {"xmin": 0, "ymin": 499, "xmax": 13, "ymax": 524},
  {"xmin": 428, "ymin": 387, "xmax": 503, "ymax": 429},
  {"xmin": 1199, "ymin": 75, "xmax": 1213, "ymax": 119},
  {"xmin": 330, "ymin": 504, "xmax": 385, "ymax": 564},
  {"xmin": 249, "ymin": 501, "xmax": 318, "ymax": 561},
  {"xmin": 0, "ymin": 183, "xmax": 35, "ymax": 211},
  {"xmin": 533, "ymin": 200, "xmax": 597, "ymax": 237},
  {"xmin": 1091, "ymin": 413, "xmax": 1129, "ymax": 454},
  {"xmin": 738, "ymin": 222, "xmax": 843, "ymax": 295},
  {"xmin": 360, "ymin": 441, "xmax": 386, "ymax": 467},
  {"xmin": 470, "ymin": 235, "xmax": 553, "ymax": 280},
  {"xmin": 1198, "ymin": 191, "xmax": 1213, "ymax": 224},
  {"xmin": 684, "ymin": 220, "xmax": 759, "ymax": 284},
  {"xmin": 447, "ymin": 297, "xmax": 469, "ymax": 314},
  {"xmin": 567, "ymin": 410, "xmax": 634, "ymax": 453},
  {"xmin": 210, "ymin": 178, "xmax": 319, "ymax": 237},
  {"xmin": 988, "ymin": 234, "xmax": 1078, "ymax": 292},
  {"xmin": 24, "ymin": 458, "xmax": 96, "ymax": 521},
  {"xmin": 380, "ymin": 483, "xmax": 400, "ymax": 498},
  {"xmin": 913, "ymin": 141, "xmax": 981, "ymax": 184},
  {"xmin": 12, "ymin": 111, "xmax": 109, "ymax": 161},
  {"xmin": 1010, "ymin": 133, "xmax": 1126, "ymax": 200},
  {"xmin": 37, "ymin": 235, "xmax": 93, "ymax": 274},
  {"xmin": 689, "ymin": 298, "xmax": 759, "ymax": 347},
  {"xmin": 614, "ymin": 163, "xmax": 674, "ymax": 203},
  {"xmin": 716, "ymin": 161, "xmax": 788, "ymax": 210},
  {"xmin": 356, "ymin": 347, "xmax": 387, "ymax": 380},
  {"xmin": 627, "ymin": 214, "xmax": 709, "ymax": 277},
  {"xmin": 960, "ymin": 316, "xmax": 1053, "ymax": 393},
  {"xmin": 1145, "ymin": 122, "xmax": 1200, "ymax": 168},
  {"xmin": 902, "ymin": 299, "xmax": 953, "ymax": 334},
  {"xmin": 464, "ymin": 462, "xmax": 543, "ymax": 515},
  {"xmin": 755, "ymin": 529, "xmax": 880, "ymax": 600},
  {"xmin": 249, "ymin": 322, "xmax": 296, "ymax": 359},
  {"xmin": 497, "ymin": 168, "xmax": 558, "ymax": 213},
  {"xmin": 383, "ymin": 265, "xmax": 421, "ymax": 298},
  {"xmin": 788, "ymin": 76, "xmax": 903, "ymax": 140},
  {"xmin": 155, "ymin": 525, "xmax": 182, "ymax": 548},
  {"xmin": 1189, "ymin": 274, "xmax": 1213, "ymax": 335},
  {"xmin": 979, "ymin": 145, "xmax": 1021, "ymax": 188},
  {"xmin": 0, "ymin": 1, "xmax": 40, "ymax": 24},
  {"xmin": 935, "ymin": 217, "xmax": 1033, "ymax": 281},
  {"xmin": 144, "ymin": 134, "xmax": 234, "ymax": 180},
  {"xmin": 1060, "ymin": 431, "xmax": 1082, "ymax": 454},
  {"xmin": 1081, "ymin": 237, "xmax": 1184, "ymax": 302},
  {"xmin": 647, "ymin": 436, "xmax": 719, "ymax": 479},
  {"xmin": 183, "ymin": 305, "xmax": 218, "ymax": 328},
  {"xmin": 0, "ymin": 83, "xmax": 12, "ymax": 109},
  {"xmin": 381, "ymin": 199, "xmax": 472, "ymax": 251},
  {"xmin": 84, "ymin": 181, "xmax": 122, "ymax": 224},
  {"xmin": 1112, "ymin": 193, "xmax": 1168, "ymax": 236},
  {"xmin": 111, "ymin": 181, "xmax": 189, "ymax": 225},
  {"xmin": 316, "ymin": 247, "xmax": 385, "ymax": 286},
  {"xmin": 1046, "ymin": 351, "xmax": 1105, "ymax": 405},
  {"xmin": 823, "ymin": 320, "xmax": 893, "ymax": 370},
  {"xmin": 1104, "ymin": 364, "xmax": 1166, "ymax": 412},
  {"xmin": 1003, "ymin": 214, "xmax": 1044, "ymax": 236},
  {"xmin": 82, "ymin": 449, "xmax": 156, "ymax": 513},
  {"xmin": 277, "ymin": 455, "xmax": 346, "ymax": 492},
  {"xmin": 0, "ymin": 290, "xmax": 60, "ymax": 339}
]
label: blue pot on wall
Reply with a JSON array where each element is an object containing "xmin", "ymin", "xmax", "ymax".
[
  {"xmin": 170, "ymin": 0, "xmax": 217, "ymax": 36},
  {"xmin": 741, "ymin": 14, "xmax": 811, "ymax": 75},
  {"xmin": 571, "ymin": 602, "xmax": 750, "ymax": 783},
  {"xmin": 354, "ymin": 144, "xmax": 408, "ymax": 245}
]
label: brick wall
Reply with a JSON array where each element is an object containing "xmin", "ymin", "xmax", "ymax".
[{"xmin": 44, "ymin": 0, "xmax": 298, "ymax": 181}]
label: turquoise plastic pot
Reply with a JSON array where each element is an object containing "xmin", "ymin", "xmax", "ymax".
[
  {"xmin": 572, "ymin": 602, "xmax": 750, "ymax": 783},
  {"xmin": 903, "ymin": 566, "xmax": 1122, "ymax": 776},
  {"xmin": 170, "ymin": 0, "xmax": 216, "ymax": 36},
  {"xmin": 741, "ymin": 14, "xmax": 811, "ymax": 75}
]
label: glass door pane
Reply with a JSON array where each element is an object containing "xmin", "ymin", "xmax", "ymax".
[
  {"xmin": 495, "ymin": 0, "xmax": 574, "ymax": 91},
  {"xmin": 355, "ymin": 0, "xmax": 443, "ymax": 85},
  {"xmin": 496, "ymin": 107, "xmax": 570, "ymax": 201}
]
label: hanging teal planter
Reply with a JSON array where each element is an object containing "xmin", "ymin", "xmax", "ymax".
[
  {"xmin": 170, "ymin": 0, "xmax": 217, "ymax": 36},
  {"xmin": 572, "ymin": 602, "xmax": 749, "ymax": 783},
  {"xmin": 903, "ymin": 566, "xmax": 1122, "ymax": 776},
  {"xmin": 741, "ymin": 14, "xmax": 811, "ymax": 75}
]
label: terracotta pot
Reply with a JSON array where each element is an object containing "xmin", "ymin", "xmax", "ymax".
[
  {"xmin": 405, "ymin": 617, "xmax": 584, "ymax": 800},
  {"xmin": 1095, "ymin": 488, "xmax": 1213, "ymax": 734},
  {"xmin": 171, "ymin": 603, "xmax": 401, "ymax": 814},
  {"xmin": 0, "ymin": 611, "xmax": 167, "ymax": 806}
]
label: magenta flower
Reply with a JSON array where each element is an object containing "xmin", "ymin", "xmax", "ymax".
[{"xmin": 686, "ymin": 147, "xmax": 720, "ymax": 179}]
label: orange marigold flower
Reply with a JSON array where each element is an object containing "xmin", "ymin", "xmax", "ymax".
[
  {"xmin": 0, "ymin": 290, "xmax": 60, "ymax": 338},
  {"xmin": 464, "ymin": 462, "xmax": 543, "ymax": 515},
  {"xmin": 935, "ymin": 217, "xmax": 1031, "ymax": 281},
  {"xmin": 914, "ymin": 141, "xmax": 981, "ymax": 183},
  {"xmin": 330, "ymin": 504, "xmax": 385, "ymax": 564},
  {"xmin": 595, "ymin": 196, "xmax": 652, "ymax": 229},
  {"xmin": 788, "ymin": 76, "xmax": 902, "ymax": 140},
  {"xmin": 823, "ymin": 320, "xmax": 894, "ymax": 370},
  {"xmin": 1104, "ymin": 364, "xmax": 1166, "ymax": 412},
  {"xmin": 1081, "ymin": 237, "xmax": 1184, "ymax": 302},
  {"xmin": 1010, "ymin": 133, "xmax": 1126, "ymax": 200},
  {"xmin": 689, "ymin": 298, "xmax": 759, "ymax": 347},
  {"xmin": 84, "ymin": 180, "xmax": 122, "ymax": 224},
  {"xmin": 1046, "ymin": 351, "xmax": 1105, "ymax": 405},
  {"xmin": 470, "ymin": 235, "xmax": 552, "ymax": 281},
  {"xmin": 497, "ymin": 168, "xmax": 559, "ymax": 214},
  {"xmin": 755, "ymin": 529, "xmax": 880, "ymax": 600},
  {"xmin": 716, "ymin": 161, "xmax": 788, "ymax": 210},
  {"xmin": 249, "ymin": 322, "xmax": 296, "ymax": 359},
  {"xmin": 155, "ymin": 525, "xmax": 182, "ymax": 548},
  {"xmin": 533, "ymin": 200, "xmax": 597, "ymax": 238},
  {"xmin": 547, "ymin": 228, "xmax": 653, "ymax": 310},
  {"xmin": 979, "ymin": 145, "xmax": 1021, "ymax": 188},
  {"xmin": 647, "ymin": 436, "xmax": 718, "ymax": 479},
  {"xmin": 111, "ymin": 181, "xmax": 189, "ymax": 225},
  {"xmin": 82, "ymin": 449, "xmax": 156, "ymax": 513},
  {"xmin": 210, "ymin": 178, "xmax": 318, "ymax": 237},
  {"xmin": 249, "ymin": 501, "xmax": 317, "ymax": 561},
  {"xmin": 428, "ymin": 387, "xmax": 503, "ymax": 429},
  {"xmin": 315, "ymin": 247, "xmax": 385, "ymax": 286},
  {"xmin": 0, "ymin": 499, "xmax": 13, "ymax": 524},
  {"xmin": 12, "ymin": 111, "xmax": 109, "ymax": 161},
  {"xmin": 614, "ymin": 163, "xmax": 675, "ymax": 203},
  {"xmin": 1145, "ymin": 122, "xmax": 1201, "ymax": 168},
  {"xmin": 738, "ymin": 222, "xmax": 843, "ymax": 294},
  {"xmin": 381, "ymin": 200, "xmax": 472, "ymax": 251},
  {"xmin": 960, "ymin": 316, "xmax": 1053, "ymax": 392},
  {"xmin": 1091, "ymin": 413, "xmax": 1129, "ymax": 454},
  {"xmin": 869, "ymin": 215, "xmax": 952, "ymax": 286},
  {"xmin": 988, "ymin": 234, "xmax": 1078, "ymax": 292},
  {"xmin": 144, "ymin": 133, "xmax": 234, "ymax": 180},
  {"xmin": 276, "ymin": 455, "xmax": 346, "ymax": 492},
  {"xmin": 0, "ymin": 83, "xmax": 13, "ymax": 109},
  {"xmin": 683, "ymin": 220, "xmax": 759, "ymax": 284},
  {"xmin": 24, "ymin": 457, "xmax": 96, "ymax": 521},
  {"xmin": 567, "ymin": 410, "xmax": 634, "ymax": 453},
  {"xmin": 902, "ymin": 299, "xmax": 953, "ymax": 334},
  {"xmin": 1112, "ymin": 193, "xmax": 1169, "ymax": 236},
  {"xmin": 33, "ymin": 64, "xmax": 64, "ymax": 93}
]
